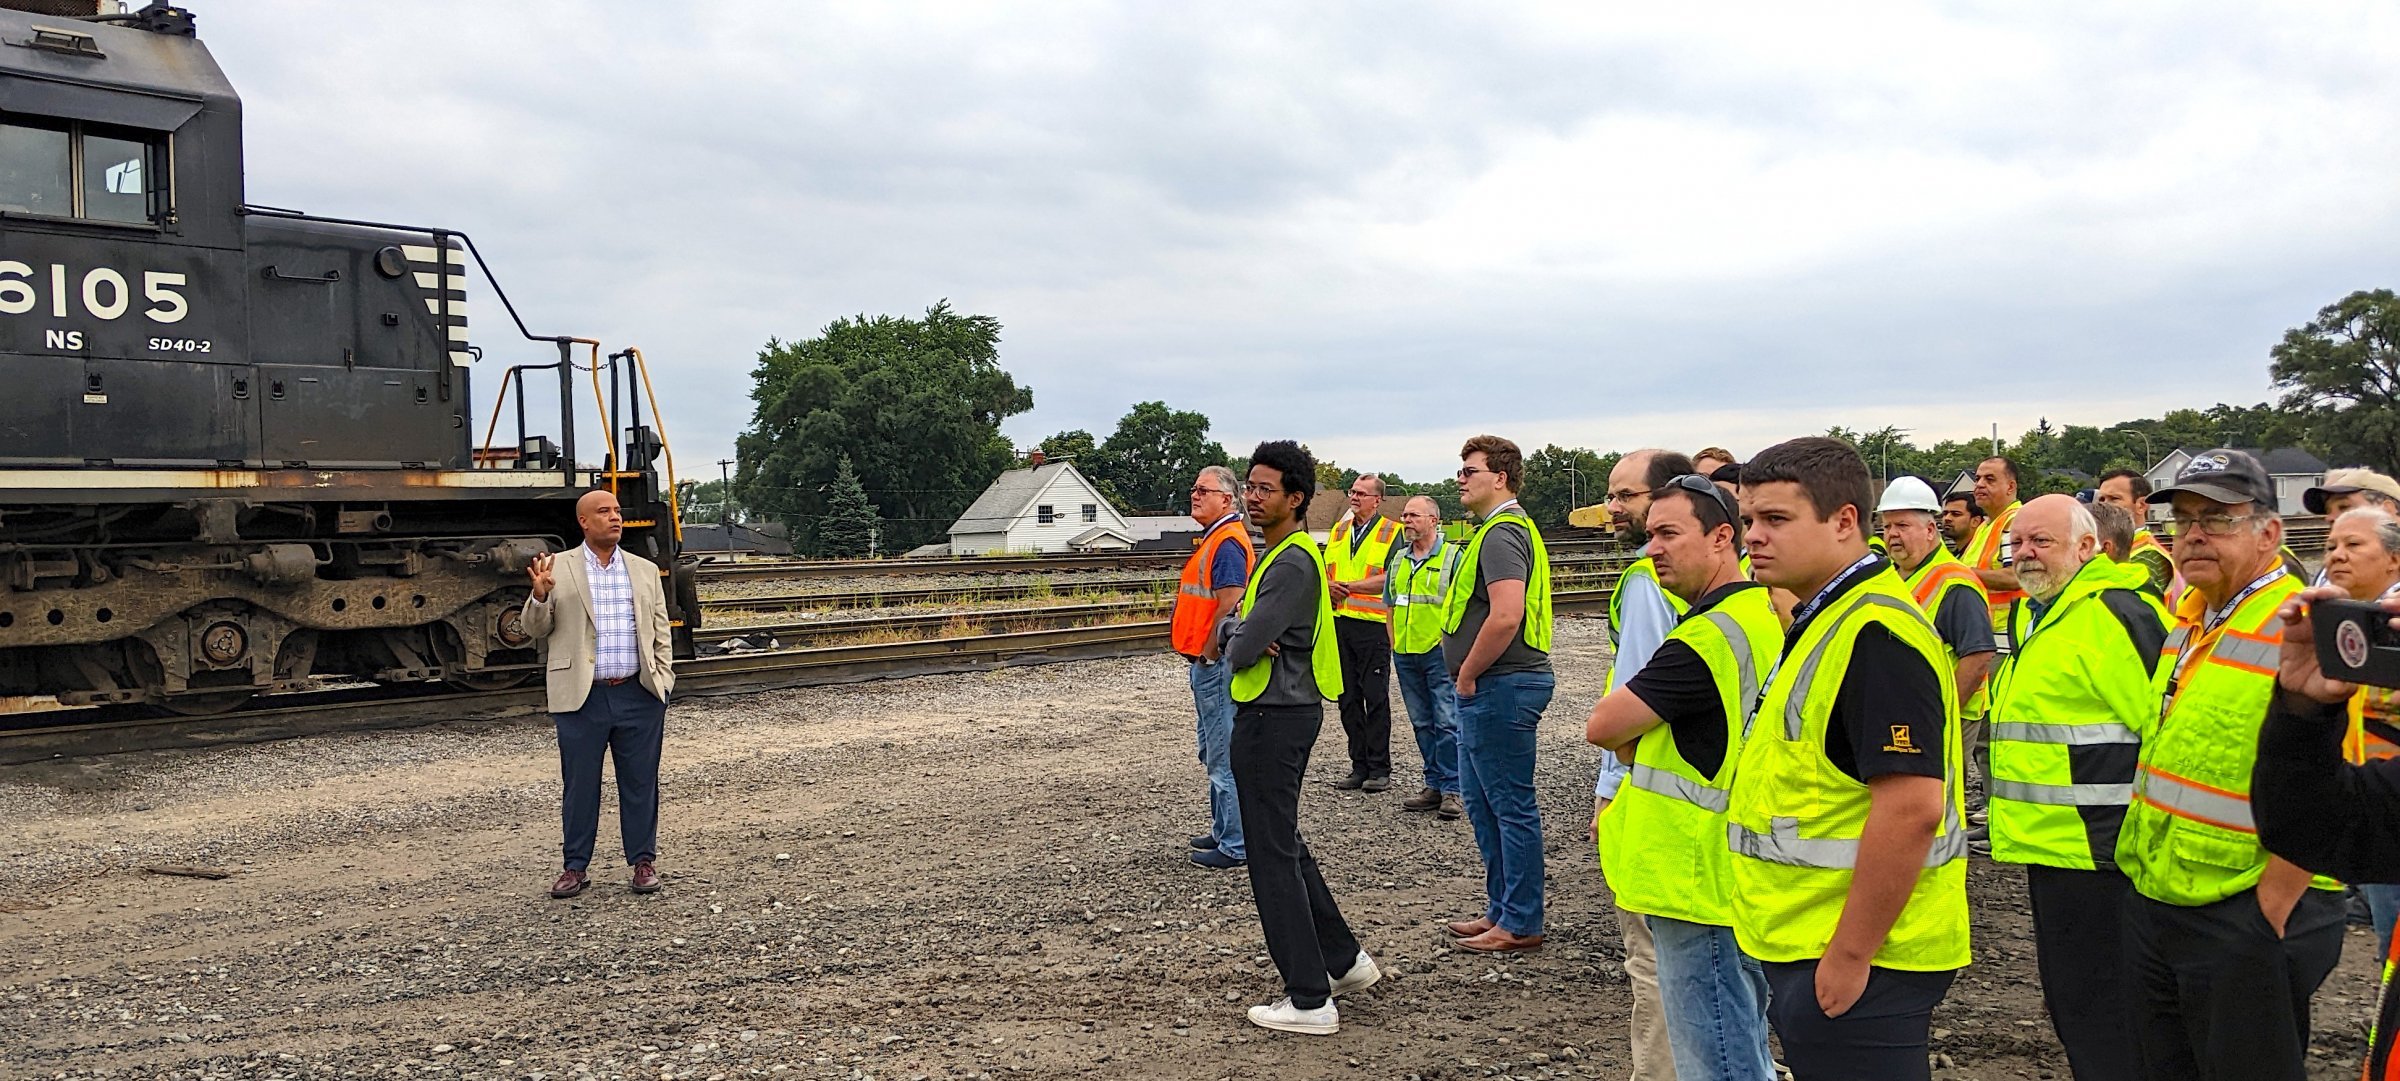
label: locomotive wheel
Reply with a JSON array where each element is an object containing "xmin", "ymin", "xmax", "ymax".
[
  {"xmin": 160, "ymin": 690, "xmax": 260, "ymax": 716},
  {"xmin": 445, "ymin": 671, "xmax": 532, "ymax": 693}
]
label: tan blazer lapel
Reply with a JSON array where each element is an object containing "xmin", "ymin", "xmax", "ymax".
[{"xmin": 563, "ymin": 543, "xmax": 595, "ymax": 639}]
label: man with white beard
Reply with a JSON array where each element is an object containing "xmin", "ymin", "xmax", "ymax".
[{"xmin": 1983, "ymin": 494, "xmax": 2170, "ymax": 1081}]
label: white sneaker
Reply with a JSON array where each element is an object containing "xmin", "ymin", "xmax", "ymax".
[
  {"xmin": 1246, "ymin": 996, "xmax": 1339, "ymax": 1035},
  {"xmin": 1327, "ymin": 950, "xmax": 1381, "ymax": 997}
]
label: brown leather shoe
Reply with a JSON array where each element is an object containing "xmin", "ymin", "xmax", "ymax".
[
  {"xmin": 1446, "ymin": 916, "xmax": 1495, "ymax": 938},
  {"xmin": 1402, "ymin": 787, "xmax": 1442, "ymax": 812},
  {"xmin": 1456, "ymin": 927, "xmax": 1544, "ymax": 954},
  {"xmin": 1438, "ymin": 793, "xmax": 1464, "ymax": 820},
  {"xmin": 630, "ymin": 860, "xmax": 662, "ymax": 893},
  {"xmin": 549, "ymin": 869, "xmax": 589, "ymax": 899}
]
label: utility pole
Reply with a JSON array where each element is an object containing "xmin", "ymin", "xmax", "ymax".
[{"xmin": 717, "ymin": 458, "xmax": 736, "ymax": 524}]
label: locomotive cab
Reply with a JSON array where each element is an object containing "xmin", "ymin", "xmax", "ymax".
[{"xmin": 0, "ymin": 4, "xmax": 696, "ymax": 714}]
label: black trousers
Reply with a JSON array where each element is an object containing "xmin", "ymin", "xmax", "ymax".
[
  {"xmin": 553, "ymin": 679, "xmax": 666, "ymax": 871},
  {"xmin": 1231, "ymin": 703, "xmax": 1361, "ymax": 1009},
  {"xmin": 1763, "ymin": 960, "xmax": 1957, "ymax": 1081},
  {"xmin": 2124, "ymin": 886, "xmax": 2345, "ymax": 1081},
  {"xmin": 1333, "ymin": 616, "xmax": 1392, "ymax": 777},
  {"xmin": 2027, "ymin": 864, "xmax": 2141, "ymax": 1081}
]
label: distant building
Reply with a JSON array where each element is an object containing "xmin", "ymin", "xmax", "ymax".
[
  {"xmin": 2145, "ymin": 446, "xmax": 2329, "ymax": 517},
  {"xmin": 681, "ymin": 521, "xmax": 794, "ymax": 557},
  {"xmin": 947, "ymin": 453, "xmax": 1135, "ymax": 555}
]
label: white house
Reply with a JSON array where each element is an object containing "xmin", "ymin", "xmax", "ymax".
[
  {"xmin": 2144, "ymin": 447, "xmax": 2329, "ymax": 517},
  {"xmin": 946, "ymin": 454, "xmax": 1134, "ymax": 555}
]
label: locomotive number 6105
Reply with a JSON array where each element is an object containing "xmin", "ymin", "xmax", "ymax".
[{"xmin": 0, "ymin": 261, "xmax": 190, "ymax": 323}]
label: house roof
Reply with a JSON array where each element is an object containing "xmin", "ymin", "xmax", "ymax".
[
  {"xmin": 947, "ymin": 460, "xmax": 1116, "ymax": 534},
  {"xmin": 1070, "ymin": 526, "xmax": 1133, "ymax": 546}
]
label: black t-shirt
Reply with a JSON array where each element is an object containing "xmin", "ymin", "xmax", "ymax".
[
  {"xmin": 1624, "ymin": 581, "xmax": 1765, "ymax": 780},
  {"xmin": 1787, "ymin": 559, "xmax": 1949, "ymax": 784}
]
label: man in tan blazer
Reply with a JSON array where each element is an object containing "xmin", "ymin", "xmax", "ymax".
[{"xmin": 523, "ymin": 488, "xmax": 676, "ymax": 899}]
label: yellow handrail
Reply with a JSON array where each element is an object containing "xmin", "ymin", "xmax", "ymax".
[
  {"xmin": 586, "ymin": 341, "xmax": 617, "ymax": 495},
  {"xmin": 626, "ymin": 346, "xmax": 684, "ymax": 544}
]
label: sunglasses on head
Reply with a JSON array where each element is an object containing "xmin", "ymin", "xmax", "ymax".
[{"xmin": 1661, "ymin": 473, "xmax": 1738, "ymax": 522}]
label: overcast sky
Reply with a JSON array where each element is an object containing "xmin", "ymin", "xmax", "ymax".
[{"xmin": 206, "ymin": 2, "xmax": 2400, "ymax": 482}]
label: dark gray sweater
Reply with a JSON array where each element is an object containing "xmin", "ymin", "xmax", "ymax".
[{"xmin": 1217, "ymin": 542, "xmax": 1325, "ymax": 707}]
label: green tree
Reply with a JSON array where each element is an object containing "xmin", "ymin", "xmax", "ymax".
[
  {"xmin": 678, "ymin": 479, "xmax": 738, "ymax": 524},
  {"xmin": 1090, "ymin": 401, "xmax": 1229, "ymax": 513},
  {"xmin": 1519, "ymin": 445, "xmax": 1614, "ymax": 529},
  {"xmin": 1039, "ymin": 429, "xmax": 1100, "ymax": 464},
  {"xmin": 2273, "ymin": 288, "xmax": 2400, "ymax": 471},
  {"xmin": 736, "ymin": 301, "xmax": 1033, "ymax": 556},
  {"xmin": 817, "ymin": 455, "xmax": 877, "ymax": 557}
]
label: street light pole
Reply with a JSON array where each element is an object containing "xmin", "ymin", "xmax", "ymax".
[{"xmin": 1562, "ymin": 463, "xmax": 1580, "ymax": 510}]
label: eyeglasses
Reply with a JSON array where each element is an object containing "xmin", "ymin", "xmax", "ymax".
[
  {"xmin": 1456, "ymin": 466, "xmax": 1493, "ymax": 481},
  {"xmin": 1607, "ymin": 487, "xmax": 1654, "ymax": 503},
  {"xmin": 1661, "ymin": 474, "xmax": 1737, "ymax": 522},
  {"xmin": 2165, "ymin": 511, "xmax": 2258, "ymax": 537},
  {"xmin": 1189, "ymin": 485, "xmax": 1236, "ymax": 499}
]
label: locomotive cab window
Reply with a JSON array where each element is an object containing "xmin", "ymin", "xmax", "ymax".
[{"xmin": 0, "ymin": 119, "xmax": 163, "ymax": 225}]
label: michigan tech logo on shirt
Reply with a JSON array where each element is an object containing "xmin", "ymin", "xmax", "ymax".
[{"xmin": 1883, "ymin": 725, "xmax": 1920, "ymax": 754}]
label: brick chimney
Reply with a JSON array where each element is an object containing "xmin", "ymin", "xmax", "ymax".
[{"xmin": 1028, "ymin": 450, "xmax": 1046, "ymax": 468}]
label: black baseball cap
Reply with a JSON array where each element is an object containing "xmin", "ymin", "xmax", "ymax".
[{"xmin": 2145, "ymin": 448, "xmax": 2275, "ymax": 508}]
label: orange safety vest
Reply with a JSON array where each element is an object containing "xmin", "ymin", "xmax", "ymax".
[
  {"xmin": 1325, "ymin": 515, "xmax": 1403, "ymax": 622},
  {"xmin": 1964, "ymin": 502, "xmax": 2024, "ymax": 642},
  {"xmin": 2349, "ymin": 686, "xmax": 2400, "ymax": 766},
  {"xmin": 1171, "ymin": 515, "xmax": 1254, "ymax": 657}
]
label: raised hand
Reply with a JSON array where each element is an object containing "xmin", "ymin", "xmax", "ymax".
[{"xmin": 529, "ymin": 552, "xmax": 556, "ymax": 601}]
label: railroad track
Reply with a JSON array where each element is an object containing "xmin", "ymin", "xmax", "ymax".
[
  {"xmin": 693, "ymin": 600, "xmax": 1168, "ymax": 648},
  {"xmin": 697, "ymin": 546, "xmax": 1640, "ymax": 583},
  {"xmin": 0, "ymin": 620, "xmax": 1181, "ymax": 764}
]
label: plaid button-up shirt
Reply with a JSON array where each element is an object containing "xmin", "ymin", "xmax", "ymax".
[{"xmin": 586, "ymin": 546, "xmax": 640, "ymax": 681}]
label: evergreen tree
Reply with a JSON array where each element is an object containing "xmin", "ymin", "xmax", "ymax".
[{"xmin": 819, "ymin": 455, "xmax": 877, "ymax": 557}]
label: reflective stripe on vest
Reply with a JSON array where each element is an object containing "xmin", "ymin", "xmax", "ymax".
[
  {"xmin": 1989, "ymin": 720, "xmax": 2140, "ymax": 745},
  {"xmin": 1988, "ymin": 778, "xmax": 2134, "ymax": 806},
  {"xmin": 1630, "ymin": 761, "xmax": 1729, "ymax": 813},
  {"xmin": 2132, "ymin": 764, "xmax": 2255, "ymax": 832},
  {"xmin": 1726, "ymin": 802, "xmax": 1971, "ymax": 870}
]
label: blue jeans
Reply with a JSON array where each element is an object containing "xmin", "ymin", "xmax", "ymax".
[
  {"xmin": 1457, "ymin": 669, "xmax": 1553, "ymax": 935},
  {"xmin": 1647, "ymin": 914, "xmax": 1775, "ymax": 1081},
  {"xmin": 1190, "ymin": 659, "xmax": 1243, "ymax": 860},
  {"xmin": 2363, "ymin": 882, "xmax": 2400, "ymax": 960},
  {"xmin": 1392, "ymin": 649, "xmax": 1460, "ymax": 793}
]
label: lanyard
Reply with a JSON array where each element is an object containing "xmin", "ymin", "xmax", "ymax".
[
  {"xmin": 2167, "ymin": 566, "xmax": 2288, "ymax": 699},
  {"xmin": 1788, "ymin": 554, "xmax": 1881, "ymax": 629},
  {"xmin": 2203, "ymin": 567, "xmax": 2286, "ymax": 635}
]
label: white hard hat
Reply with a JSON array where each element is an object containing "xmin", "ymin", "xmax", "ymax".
[{"xmin": 1875, "ymin": 476, "xmax": 1941, "ymax": 515}]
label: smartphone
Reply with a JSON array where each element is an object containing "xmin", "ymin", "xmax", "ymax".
[{"xmin": 2312, "ymin": 597, "xmax": 2400, "ymax": 688}]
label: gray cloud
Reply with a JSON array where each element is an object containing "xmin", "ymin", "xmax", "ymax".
[{"xmin": 201, "ymin": 1, "xmax": 2400, "ymax": 481}]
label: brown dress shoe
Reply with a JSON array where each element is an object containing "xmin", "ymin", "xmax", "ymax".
[
  {"xmin": 549, "ymin": 869, "xmax": 589, "ymax": 899},
  {"xmin": 1446, "ymin": 916, "xmax": 1495, "ymax": 938},
  {"xmin": 630, "ymin": 860, "xmax": 662, "ymax": 893},
  {"xmin": 1456, "ymin": 927, "xmax": 1544, "ymax": 954},
  {"xmin": 1438, "ymin": 793, "xmax": 1464, "ymax": 819},
  {"xmin": 1402, "ymin": 787, "xmax": 1442, "ymax": 812}
]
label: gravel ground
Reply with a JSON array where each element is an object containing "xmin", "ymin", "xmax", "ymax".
[{"xmin": 0, "ymin": 619, "xmax": 2383, "ymax": 1080}]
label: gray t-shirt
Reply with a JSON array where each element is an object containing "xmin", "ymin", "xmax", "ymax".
[
  {"xmin": 1441, "ymin": 519, "xmax": 1552, "ymax": 679},
  {"xmin": 1217, "ymin": 543, "xmax": 1326, "ymax": 708},
  {"xmin": 1931, "ymin": 586, "xmax": 1998, "ymax": 661}
]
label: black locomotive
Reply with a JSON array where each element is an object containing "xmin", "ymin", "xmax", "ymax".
[{"xmin": 0, "ymin": 3, "xmax": 696, "ymax": 713}]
